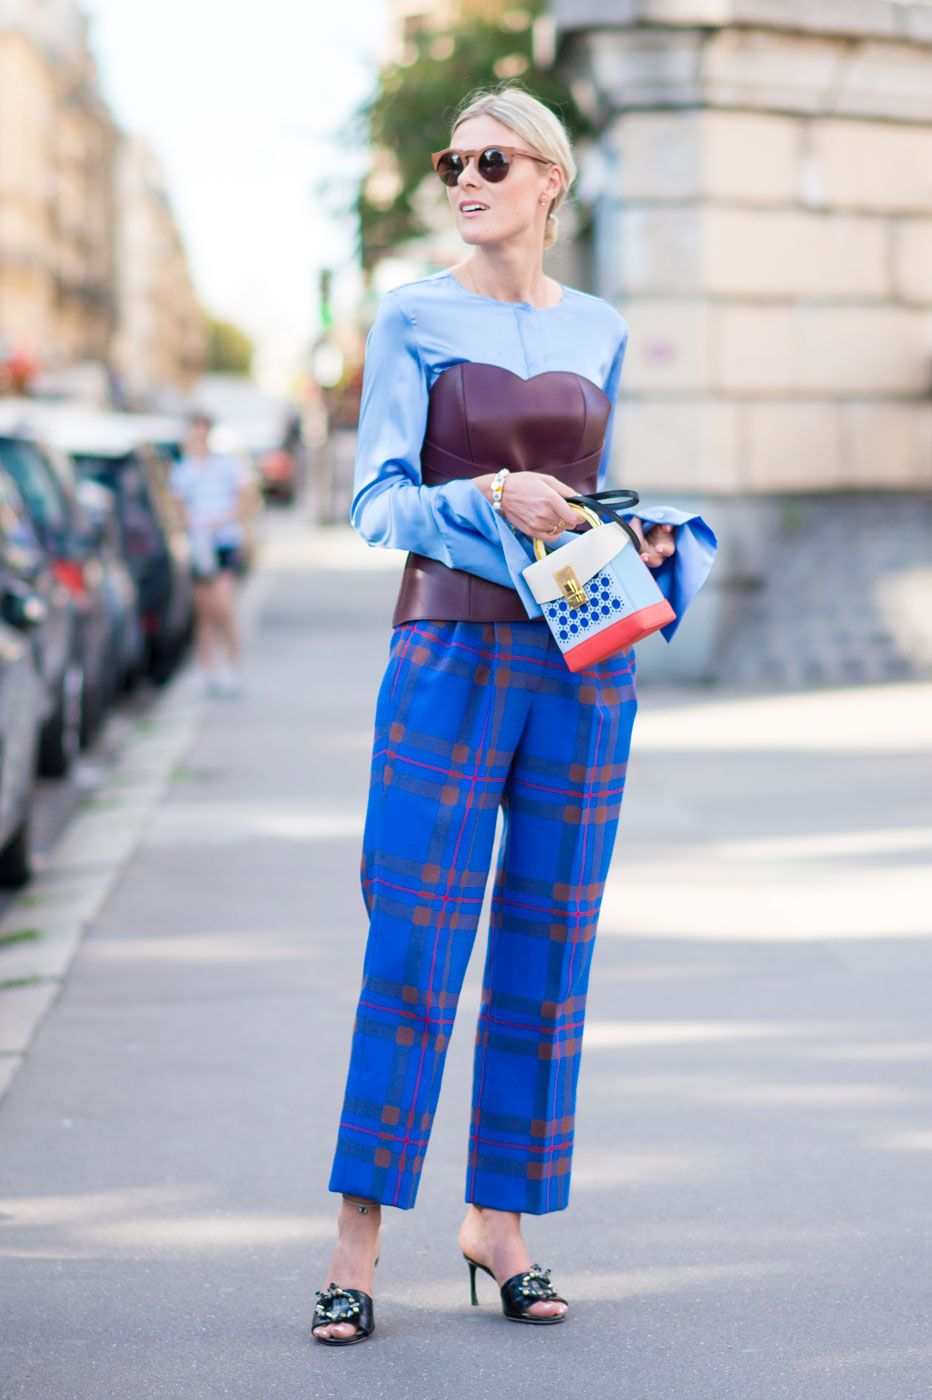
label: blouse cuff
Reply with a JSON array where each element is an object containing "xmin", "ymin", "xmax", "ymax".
[
  {"xmin": 429, "ymin": 478, "xmax": 528, "ymax": 589},
  {"xmin": 612, "ymin": 505, "xmax": 718, "ymax": 642}
]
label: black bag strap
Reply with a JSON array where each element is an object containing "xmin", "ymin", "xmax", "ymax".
[{"xmin": 566, "ymin": 489, "xmax": 642, "ymax": 551}]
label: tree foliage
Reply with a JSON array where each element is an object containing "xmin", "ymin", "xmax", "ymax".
[
  {"xmin": 344, "ymin": 4, "xmax": 592, "ymax": 268},
  {"xmin": 206, "ymin": 317, "xmax": 254, "ymax": 375}
]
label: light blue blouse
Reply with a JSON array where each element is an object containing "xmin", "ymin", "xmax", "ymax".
[{"xmin": 350, "ymin": 268, "xmax": 717, "ymax": 641}]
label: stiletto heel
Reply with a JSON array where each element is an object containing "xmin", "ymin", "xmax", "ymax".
[
  {"xmin": 462, "ymin": 1252, "xmax": 568, "ymax": 1325},
  {"xmin": 466, "ymin": 1256, "xmax": 480, "ymax": 1306},
  {"xmin": 463, "ymin": 1250, "xmax": 495, "ymax": 1306}
]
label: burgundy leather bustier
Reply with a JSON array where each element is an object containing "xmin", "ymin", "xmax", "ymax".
[{"xmin": 392, "ymin": 361, "xmax": 611, "ymax": 626}]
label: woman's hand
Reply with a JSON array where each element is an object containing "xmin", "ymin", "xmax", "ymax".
[
  {"xmin": 627, "ymin": 517, "xmax": 676, "ymax": 568},
  {"xmin": 475, "ymin": 474, "xmax": 678, "ymax": 568},
  {"xmin": 474, "ymin": 472, "xmax": 582, "ymax": 539}
]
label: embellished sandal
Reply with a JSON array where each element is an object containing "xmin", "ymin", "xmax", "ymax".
[
  {"xmin": 312, "ymin": 1282, "xmax": 375, "ymax": 1345},
  {"xmin": 311, "ymin": 1197, "xmax": 378, "ymax": 1346},
  {"xmin": 463, "ymin": 1254, "xmax": 569, "ymax": 1325}
]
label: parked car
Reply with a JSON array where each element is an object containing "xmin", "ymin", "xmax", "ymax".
[
  {"xmin": 0, "ymin": 475, "xmax": 46, "ymax": 883},
  {"xmin": 111, "ymin": 412, "xmax": 187, "ymax": 464},
  {"xmin": 76, "ymin": 477, "xmax": 146, "ymax": 696},
  {"xmin": 28, "ymin": 411, "xmax": 195, "ymax": 686},
  {"xmin": 0, "ymin": 443, "xmax": 85, "ymax": 778},
  {"xmin": 0, "ymin": 415, "xmax": 114, "ymax": 748},
  {"xmin": 0, "ymin": 470, "xmax": 57, "ymax": 882}
]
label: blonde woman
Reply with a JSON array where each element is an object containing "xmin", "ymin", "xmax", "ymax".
[{"xmin": 312, "ymin": 84, "xmax": 715, "ymax": 1344}]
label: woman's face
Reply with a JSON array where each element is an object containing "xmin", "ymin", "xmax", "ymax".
[
  {"xmin": 444, "ymin": 115, "xmax": 562, "ymax": 249},
  {"xmin": 188, "ymin": 420, "xmax": 210, "ymax": 454}
]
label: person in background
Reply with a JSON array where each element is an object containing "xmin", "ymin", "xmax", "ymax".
[{"xmin": 170, "ymin": 412, "xmax": 249, "ymax": 698}]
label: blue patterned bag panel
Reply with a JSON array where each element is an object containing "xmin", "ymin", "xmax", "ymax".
[{"xmin": 541, "ymin": 557, "xmax": 653, "ymax": 653}]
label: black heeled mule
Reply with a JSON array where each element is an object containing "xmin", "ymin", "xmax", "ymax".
[
  {"xmin": 312, "ymin": 1198, "xmax": 379, "ymax": 1346},
  {"xmin": 463, "ymin": 1253, "xmax": 569, "ymax": 1324}
]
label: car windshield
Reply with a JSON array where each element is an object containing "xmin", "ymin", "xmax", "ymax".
[
  {"xmin": 70, "ymin": 452, "xmax": 131, "ymax": 486},
  {"xmin": 73, "ymin": 451, "xmax": 153, "ymax": 502},
  {"xmin": 0, "ymin": 436, "xmax": 71, "ymax": 540},
  {"xmin": 0, "ymin": 466, "xmax": 43, "ymax": 571}
]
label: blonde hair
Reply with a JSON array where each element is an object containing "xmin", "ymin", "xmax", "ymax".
[{"xmin": 450, "ymin": 84, "xmax": 576, "ymax": 251}]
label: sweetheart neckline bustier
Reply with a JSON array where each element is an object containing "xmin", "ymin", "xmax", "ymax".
[{"xmin": 392, "ymin": 362, "xmax": 612, "ymax": 626}]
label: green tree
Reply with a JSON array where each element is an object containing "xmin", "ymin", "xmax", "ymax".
[
  {"xmin": 206, "ymin": 316, "xmax": 254, "ymax": 375},
  {"xmin": 340, "ymin": 4, "xmax": 591, "ymax": 268}
]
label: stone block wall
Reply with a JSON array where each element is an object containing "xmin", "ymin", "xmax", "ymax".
[{"xmin": 566, "ymin": 91, "xmax": 932, "ymax": 498}]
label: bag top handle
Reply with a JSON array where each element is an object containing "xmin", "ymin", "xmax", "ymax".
[{"xmin": 566, "ymin": 489, "xmax": 642, "ymax": 552}]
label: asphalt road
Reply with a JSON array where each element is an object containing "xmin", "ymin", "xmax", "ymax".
[{"xmin": 1, "ymin": 511, "xmax": 930, "ymax": 1400}]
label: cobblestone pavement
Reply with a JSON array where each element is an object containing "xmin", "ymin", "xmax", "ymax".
[{"xmin": 717, "ymin": 493, "xmax": 932, "ymax": 690}]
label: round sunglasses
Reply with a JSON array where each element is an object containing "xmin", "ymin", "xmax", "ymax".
[{"xmin": 431, "ymin": 144, "xmax": 554, "ymax": 188}]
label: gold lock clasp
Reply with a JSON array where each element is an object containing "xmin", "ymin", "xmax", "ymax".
[{"xmin": 554, "ymin": 564, "xmax": 588, "ymax": 609}]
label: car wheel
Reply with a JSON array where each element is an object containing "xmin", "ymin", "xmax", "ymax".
[
  {"xmin": 147, "ymin": 639, "xmax": 174, "ymax": 686},
  {"xmin": 0, "ymin": 809, "xmax": 32, "ymax": 887},
  {"xmin": 79, "ymin": 677, "xmax": 99, "ymax": 748},
  {"xmin": 121, "ymin": 656, "xmax": 142, "ymax": 694},
  {"xmin": 81, "ymin": 649, "xmax": 117, "ymax": 747},
  {"xmin": 38, "ymin": 660, "xmax": 84, "ymax": 778}
]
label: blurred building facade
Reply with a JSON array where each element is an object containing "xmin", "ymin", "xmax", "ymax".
[
  {"xmin": 0, "ymin": 0, "xmax": 204, "ymax": 403},
  {"xmin": 384, "ymin": 0, "xmax": 509, "ymax": 63},
  {"xmin": 551, "ymin": 0, "xmax": 932, "ymax": 683},
  {"xmin": 111, "ymin": 137, "xmax": 206, "ymax": 410}
]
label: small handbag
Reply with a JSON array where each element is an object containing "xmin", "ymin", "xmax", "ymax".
[{"xmin": 522, "ymin": 488, "xmax": 676, "ymax": 672}]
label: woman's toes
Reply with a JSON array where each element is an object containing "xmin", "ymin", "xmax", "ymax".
[
  {"xmin": 527, "ymin": 1299, "xmax": 566, "ymax": 1319},
  {"xmin": 331, "ymin": 1322, "xmax": 358, "ymax": 1340},
  {"xmin": 313, "ymin": 1320, "xmax": 357, "ymax": 1341}
]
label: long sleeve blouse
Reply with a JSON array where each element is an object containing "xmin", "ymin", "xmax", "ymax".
[{"xmin": 350, "ymin": 268, "xmax": 717, "ymax": 641}]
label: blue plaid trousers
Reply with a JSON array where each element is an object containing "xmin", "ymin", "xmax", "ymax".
[{"xmin": 328, "ymin": 619, "xmax": 639, "ymax": 1213}]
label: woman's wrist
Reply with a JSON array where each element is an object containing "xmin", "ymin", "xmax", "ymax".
[{"xmin": 473, "ymin": 473, "xmax": 496, "ymax": 504}]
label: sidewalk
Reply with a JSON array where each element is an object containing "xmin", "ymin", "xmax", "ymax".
[{"xmin": 1, "ymin": 511, "xmax": 930, "ymax": 1400}]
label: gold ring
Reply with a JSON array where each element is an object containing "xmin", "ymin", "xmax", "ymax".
[{"xmin": 532, "ymin": 503, "xmax": 601, "ymax": 562}]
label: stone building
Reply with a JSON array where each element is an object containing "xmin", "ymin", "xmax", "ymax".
[
  {"xmin": 0, "ymin": 0, "xmax": 117, "ymax": 375},
  {"xmin": 549, "ymin": 0, "xmax": 932, "ymax": 684},
  {"xmin": 111, "ymin": 137, "xmax": 206, "ymax": 409},
  {"xmin": 53, "ymin": 29, "xmax": 119, "ymax": 366},
  {"xmin": 0, "ymin": 0, "xmax": 204, "ymax": 403}
]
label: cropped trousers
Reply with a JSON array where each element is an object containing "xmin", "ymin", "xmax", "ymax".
[{"xmin": 328, "ymin": 618, "xmax": 639, "ymax": 1214}]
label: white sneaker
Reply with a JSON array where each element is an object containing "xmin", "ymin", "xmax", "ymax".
[
  {"xmin": 215, "ymin": 666, "xmax": 243, "ymax": 698},
  {"xmin": 191, "ymin": 668, "xmax": 214, "ymax": 698}
]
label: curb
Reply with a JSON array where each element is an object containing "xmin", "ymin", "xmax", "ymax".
[{"xmin": 0, "ymin": 549, "xmax": 275, "ymax": 1106}]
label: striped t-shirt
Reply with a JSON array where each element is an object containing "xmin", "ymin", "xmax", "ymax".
[{"xmin": 170, "ymin": 453, "xmax": 243, "ymax": 546}]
